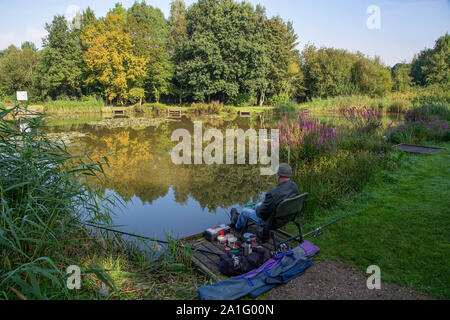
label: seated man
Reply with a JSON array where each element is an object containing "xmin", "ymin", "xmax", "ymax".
[{"xmin": 230, "ymin": 163, "xmax": 299, "ymax": 233}]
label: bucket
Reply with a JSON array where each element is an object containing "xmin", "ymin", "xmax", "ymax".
[
  {"xmin": 227, "ymin": 236, "xmax": 238, "ymax": 247},
  {"xmin": 217, "ymin": 235, "xmax": 227, "ymax": 246}
]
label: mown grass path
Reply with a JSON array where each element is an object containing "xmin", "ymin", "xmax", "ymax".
[{"xmin": 291, "ymin": 142, "xmax": 449, "ymax": 299}]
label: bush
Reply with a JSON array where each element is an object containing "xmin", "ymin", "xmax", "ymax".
[
  {"xmin": 294, "ymin": 150, "xmax": 381, "ymax": 213},
  {"xmin": 266, "ymin": 93, "xmax": 290, "ymax": 106},
  {"xmin": 412, "ymin": 85, "xmax": 450, "ymax": 106},
  {"xmin": 189, "ymin": 101, "xmax": 223, "ymax": 115},
  {"xmin": 342, "ymin": 106, "xmax": 383, "ymax": 133},
  {"xmin": 228, "ymin": 93, "xmax": 257, "ymax": 107},
  {"xmin": 387, "ymin": 105, "xmax": 450, "ymax": 144},
  {"xmin": 142, "ymin": 102, "xmax": 167, "ymax": 115},
  {"xmin": 279, "ymin": 112, "xmax": 340, "ymax": 168},
  {"xmin": 273, "ymin": 100, "xmax": 298, "ymax": 114}
]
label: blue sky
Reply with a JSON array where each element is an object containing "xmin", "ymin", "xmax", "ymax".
[{"xmin": 0, "ymin": 0, "xmax": 448, "ymax": 66}]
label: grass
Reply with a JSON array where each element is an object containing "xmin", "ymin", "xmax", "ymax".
[
  {"xmin": 286, "ymin": 141, "xmax": 450, "ymax": 299},
  {"xmin": 44, "ymin": 96, "xmax": 104, "ymax": 114},
  {"xmin": 301, "ymin": 95, "xmax": 413, "ymax": 114}
]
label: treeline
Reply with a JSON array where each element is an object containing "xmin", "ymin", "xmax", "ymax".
[{"xmin": 0, "ymin": 0, "xmax": 448, "ymax": 106}]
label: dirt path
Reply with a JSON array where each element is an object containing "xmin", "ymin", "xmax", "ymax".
[{"xmin": 266, "ymin": 260, "xmax": 434, "ymax": 300}]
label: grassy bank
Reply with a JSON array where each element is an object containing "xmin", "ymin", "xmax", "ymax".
[
  {"xmin": 280, "ymin": 103, "xmax": 449, "ymax": 299},
  {"xmin": 300, "ymin": 87, "xmax": 450, "ymax": 114},
  {"xmin": 289, "ymin": 142, "xmax": 449, "ymax": 299},
  {"xmin": 301, "ymin": 94, "xmax": 412, "ymax": 114}
]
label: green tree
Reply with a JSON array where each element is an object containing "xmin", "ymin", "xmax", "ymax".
[
  {"xmin": 259, "ymin": 15, "xmax": 302, "ymax": 104},
  {"xmin": 351, "ymin": 56, "xmax": 392, "ymax": 97},
  {"xmin": 168, "ymin": 0, "xmax": 188, "ymax": 103},
  {"xmin": 392, "ymin": 63, "xmax": 412, "ymax": 92},
  {"xmin": 422, "ymin": 33, "xmax": 450, "ymax": 86},
  {"xmin": 175, "ymin": 0, "xmax": 266, "ymax": 103},
  {"xmin": 37, "ymin": 15, "xmax": 84, "ymax": 99},
  {"xmin": 168, "ymin": 0, "xmax": 188, "ymax": 54},
  {"xmin": 301, "ymin": 45, "xmax": 356, "ymax": 98},
  {"xmin": 127, "ymin": 1, "xmax": 173, "ymax": 103},
  {"xmin": 0, "ymin": 45, "xmax": 39, "ymax": 97},
  {"xmin": 411, "ymin": 48, "xmax": 433, "ymax": 86}
]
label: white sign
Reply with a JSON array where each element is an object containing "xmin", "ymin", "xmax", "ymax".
[{"xmin": 16, "ymin": 91, "xmax": 28, "ymax": 101}]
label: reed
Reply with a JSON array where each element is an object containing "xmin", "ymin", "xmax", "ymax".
[
  {"xmin": 44, "ymin": 96, "xmax": 104, "ymax": 114},
  {"xmin": 0, "ymin": 106, "xmax": 201, "ymax": 300}
]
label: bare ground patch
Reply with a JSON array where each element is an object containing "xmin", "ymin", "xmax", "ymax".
[{"xmin": 266, "ymin": 259, "xmax": 434, "ymax": 300}]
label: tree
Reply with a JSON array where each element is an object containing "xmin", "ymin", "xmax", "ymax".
[
  {"xmin": 259, "ymin": 15, "xmax": 302, "ymax": 104},
  {"xmin": 301, "ymin": 45, "xmax": 356, "ymax": 98},
  {"xmin": 411, "ymin": 48, "xmax": 433, "ymax": 86},
  {"xmin": 37, "ymin": 15, "xmax": 84, "ymax": 99},
  {"xmin": 351, "ymin": 56, "xmax": 392, "ymax": 97},
  {"xmin": 422, "ymin": 33, "xmax": 450, "ymax": 86},
  {"xmin": 21, "ymin": 42, "xmax": 37, "ymax": 52},
  {"xmin": 81, "ymin": 11, "xmax": 148, "ymax": 105},
  {"xmin": 392, "ymin": 63, "xmax": 412, "ymax": 92},
  {"xmin": 0, "ymin": 45, "xmax": 39, "ymax": 97},
  {"xmin": 127, "ymin": 1, "xmax": 173, "ymax": 103},
  {"xmin": 176, "ymin": 0, "xmax": 266, "ymax": 103},
  {"xmin": 168, "ymin": 0, "xmax": 188, "ymax": 103},
  {"xmin": 168, "ymin": 0, "xmax": 188, "ymax": 54}
]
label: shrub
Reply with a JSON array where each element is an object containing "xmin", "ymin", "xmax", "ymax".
[
  {"xmin": 387, "ymin": 106, "xmax": 450, "ymax": 143},
  {"xmin": 266, "ymin": 93, "xmax": 290, "ymax": 106},
  {"xmin": 279, "ymin": 112, "xmax": 340, "ymax": 168},
  {"xmin": 342, "ymin": 106, "xmax": 383, "ymax": 133},
  {"xmin": 143, "ymin": 102, "xmax": 166, "ymax": 115},
  {"xmin": 189, "ymin": 101, "xmax": 224, "ymax": 115},
  {"xmin": 294, "ymin": 150, "xmax": 380, "ymax": 213},
  {"xmin": 273, "ymin": 100, "xmax": 298, "ymax": 114},
  {"xmin": 412, "ymin": 85, "xmax": 450, "ymax": 106},
  {"xmin": 229, "ymin": 93, "xmax": 257, "ymax": 107}
]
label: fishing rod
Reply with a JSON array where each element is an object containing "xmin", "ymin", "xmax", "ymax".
[
  {"xmin": 84, "ymin": 223, "xmax": 222, "ymax": 257},
  {"xmin": 302, "ymin": 212, "xmax": 356, "ymax": 239}
]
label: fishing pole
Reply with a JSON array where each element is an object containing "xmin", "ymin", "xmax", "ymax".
[
  {"xmin": 302, "ymin": 212, "xmax": 356, "ymax": 239},
  {"xmin": 84, "ymin": 223, "xmax": 222, "ymax": 257}
]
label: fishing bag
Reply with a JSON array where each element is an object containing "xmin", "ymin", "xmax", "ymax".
[{"xmin": 218, "ymin": 247, "xmax": 272, "ymax": 277}]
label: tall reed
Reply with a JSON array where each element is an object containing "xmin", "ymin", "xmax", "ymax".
[{"xmin": 0, "ymin": 106, "xmax": 114, "ymax": 299}]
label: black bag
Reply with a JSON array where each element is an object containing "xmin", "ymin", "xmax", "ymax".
[
  {"xmin": 218, "ymin": 247, "xmax": 272, "ymax": 277},
  {"xmin": 256, "ymin": 213, "xmax": 275, "ymax": 244}
]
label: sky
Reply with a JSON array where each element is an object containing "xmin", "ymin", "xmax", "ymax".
[{"xmin": 0, "ymin": 0, "xmax": 448, "ymax": 67}]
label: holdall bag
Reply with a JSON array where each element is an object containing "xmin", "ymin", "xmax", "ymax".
[{"xmin": 218, "ymin": 247, "xmax": 272, "ymax": 277}]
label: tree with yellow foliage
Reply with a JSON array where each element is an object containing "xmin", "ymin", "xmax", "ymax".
[{"xmin": 81, "ymin": 10, "xmax": 147, "ymax": 105}]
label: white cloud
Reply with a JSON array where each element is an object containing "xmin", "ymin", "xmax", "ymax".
[{"xmin": 0, "ymin": 26, "xmax": 47, "ymax": 50}]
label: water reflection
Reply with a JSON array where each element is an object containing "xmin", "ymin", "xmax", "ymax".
[
  {"xmin": 47, "ymin": 111, "xmax": 400, "ymax": 239},
  {"xmin": 51, "ymin": 115, "xmax": 272, "ymax": 239}
]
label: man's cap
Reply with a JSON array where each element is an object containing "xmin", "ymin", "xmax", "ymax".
[{"xmin": 277, "ymin": 163, "xmax": 292, "ymax": 178}]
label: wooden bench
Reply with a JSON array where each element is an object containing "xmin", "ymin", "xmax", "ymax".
[
  {"xmin": 238, "ymin": 110, "xmax": 251, "ymax": 117},
  {"xmin": 168, "ymin": 108, "xmax": 182, "ymax": 118},
  {"xmin": 113, "ymin": 109, "xmax": 126, "ymax": 116}
]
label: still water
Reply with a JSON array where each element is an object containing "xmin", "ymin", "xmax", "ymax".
[
  {"xmin": 45, "ymin": 111, "xmax": 401, "ymax": 240},
  {"xmin": 46, "ymin": 115, "xmax": 274, "ymax": 240}
]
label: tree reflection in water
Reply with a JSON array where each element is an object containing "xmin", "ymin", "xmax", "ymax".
[{"xmin": 63, "ymin": 116, "xmax": 274, "ymax": 238}]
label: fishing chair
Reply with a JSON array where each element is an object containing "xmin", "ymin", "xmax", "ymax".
[{"xmin": 240, "ymin": 193, "xmax": 309, "ymax": 250}]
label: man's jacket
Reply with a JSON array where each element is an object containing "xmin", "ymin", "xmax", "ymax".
[{"xmin": 256, "ymin": 180, "xmax": 299, "ymax": 221}]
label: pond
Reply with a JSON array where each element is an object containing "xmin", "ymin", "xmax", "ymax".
[
  {"xmin": 45, "ymin": 114, "xmax": 275, "ymax": 240},
  {"xmin": 45, "ymin": 111, "xmax": 401, "ymax": 241}
]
